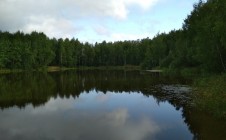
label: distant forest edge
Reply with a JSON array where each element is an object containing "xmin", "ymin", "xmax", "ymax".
[{"xmin": 0, "ymin": 0, "xmax": 225, "ymax": 73}]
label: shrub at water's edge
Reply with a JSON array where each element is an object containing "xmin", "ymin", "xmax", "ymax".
[{"xmin": 192, "ymin": 74, "xmax": 226, "ymax": 119}]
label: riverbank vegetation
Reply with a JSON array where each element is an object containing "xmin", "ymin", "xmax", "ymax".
[{"xmin": 192, "ymin": 74, "xmax": 226, "ymax": 119}]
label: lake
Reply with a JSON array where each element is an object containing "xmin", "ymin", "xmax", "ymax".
[{"xmin": 0, "ymin": 70, "xmax": 225, "ymax": 140}]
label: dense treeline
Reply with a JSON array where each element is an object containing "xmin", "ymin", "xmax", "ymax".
[
  {"xmin": 0, "ymin": 31, "xmax": 148, "ymax": 69},
  {"xmin": 0, "ymin": 0, "xmax": 225, "ymax": 73},
  {"xmin": 142, "ymin": 0, "xmax": 226, "ymax": 73}
]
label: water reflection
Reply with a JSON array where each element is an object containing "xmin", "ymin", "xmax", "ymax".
[
  {"xmin": 0, "ymin": 70, "xmax": 189, "ymax": 109},
  {"xmin": 0, "ymin": 91, "xmax": 192, "ymax": 140},
  {"xmin": 0, "ymin": 70, "xmax": 225, "ymax": 140}
]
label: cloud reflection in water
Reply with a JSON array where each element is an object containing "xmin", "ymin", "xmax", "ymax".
[{"xmin": 0, "ymin": 91, "xmax": 192, "ymax": 140}]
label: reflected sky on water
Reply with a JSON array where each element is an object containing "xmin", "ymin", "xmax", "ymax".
[{"xmin": 0, "ymin": 90, "xmax": 192, "ymax": 140}]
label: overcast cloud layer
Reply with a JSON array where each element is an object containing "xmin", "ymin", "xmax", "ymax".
[{"xmin": 0, "ymin": 0, "xmax": 197, "ymax": 42}]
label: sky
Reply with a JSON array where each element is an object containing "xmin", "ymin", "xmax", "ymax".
[{"xmin": 0, "ymin": 0, "xmax": 198, "ymax": 43}]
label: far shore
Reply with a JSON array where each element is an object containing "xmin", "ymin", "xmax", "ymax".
[
  {"xmin": 145, "ymin": 70, "xmax": 163, "ymax": 73},
  {"xmin": 0, "ymin": 65, "xmax": 141, "ymax": 74}
]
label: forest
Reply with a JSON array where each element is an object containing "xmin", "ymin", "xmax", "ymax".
[{"xmin": 0, "ymin": 0, "xmax": 225, "ymax": 74}]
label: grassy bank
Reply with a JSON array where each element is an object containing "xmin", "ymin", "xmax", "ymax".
[
  {"xmin": 0, "ymin": 65, "xmax": 141, "ymax": 74},
  {"xmin": 161, "ymin": 67, "xmax": 226, "ymax": 119},
  {"xmin": 74, "ymin": 65, "xmax": 140, "ymax": 71},
  {"xmin": 162, "ymin": 67, "xmax": 202, "ymax": 77},
  {"xmin": 192, "ymin": 74, "xmax": 226, "ymax": 119},
  {"xmin": 43, "ymin": 65, "xmax": 141, "ymax": 72},
  {"xmin": 0, "ymin": 69, "xmax": 23, "ymax": 74}
]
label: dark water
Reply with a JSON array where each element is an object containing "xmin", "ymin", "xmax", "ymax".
[{"xmin": 0, "ymin": 70, "xmax": 225, "ymax": 140}]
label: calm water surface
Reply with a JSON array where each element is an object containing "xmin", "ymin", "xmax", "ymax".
[{"xmin": 0, "ymin": 70, "xmax": 225, "ymax": 140}]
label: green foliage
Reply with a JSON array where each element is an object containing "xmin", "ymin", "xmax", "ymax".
[
  {"xmin": 142, "ymin": 0, "xmax": 226, "ymax": 73},
  {"xmin": 183, "ymin": 0, "xmax": 226, "ymax": 72},
  {"xmin": 192, "ymin": 74, "xmax": 226, "ymax": 118},
  {"xmin": 0, "ymin": 29, "xmax": 152, "ymax": 70},
  {"xmin": 0, "ymin": 31, "xmax": 55, "ymax": 69}
]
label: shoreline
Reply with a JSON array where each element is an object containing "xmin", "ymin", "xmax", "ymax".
[{"xmin": 0, "ymin": 65, "xmax": 141, "ymax": 74}]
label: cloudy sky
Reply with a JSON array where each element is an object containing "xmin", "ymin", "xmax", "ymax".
[{"xmin": 0, "ymin": 0, "xmax": 198, "ymax": 43}]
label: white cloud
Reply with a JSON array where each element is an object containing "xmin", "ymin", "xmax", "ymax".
[
  {"xmin": 24, "ymin": 16, "xmax": 79, "ymax": 39},
  {"xmin": 124, "ymin": 0, "xmax": 159, "ymax": 10},
  {"xmin": 0, "ymin": 0, "xmax": 159, "ymax": 40}
]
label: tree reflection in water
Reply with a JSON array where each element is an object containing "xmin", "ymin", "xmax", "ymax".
[{"xmin": 0, "ymin": 70, "xmax": 225, "ymax": 139}]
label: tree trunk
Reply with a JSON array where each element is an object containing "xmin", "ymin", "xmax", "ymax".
[{"xmin": 216, "ymin": 44, "xmax": 226, "ymax": 72}]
